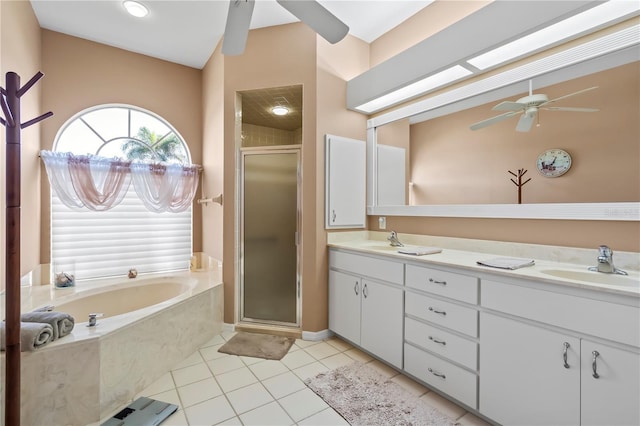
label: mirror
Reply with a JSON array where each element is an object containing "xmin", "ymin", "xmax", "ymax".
[{"xmin": 368, "ymin": 48, "xmax": 640, "ymax": 221}]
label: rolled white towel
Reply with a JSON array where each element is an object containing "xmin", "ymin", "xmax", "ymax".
[
  {"xmin": 21, "ymin": 310, "xmax": 75, "ymax": 340},
  {"xmin": 0, "ymin": 321, "xmax": 55, "ymax": 351}
]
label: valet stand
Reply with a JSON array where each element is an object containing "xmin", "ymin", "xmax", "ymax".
[{"xmin": 1, "ymin": 71, "xmax": 53, "ymax": 426}]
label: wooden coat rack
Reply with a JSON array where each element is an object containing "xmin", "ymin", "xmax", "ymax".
[{"xmin": 1, "ymin": 71, "xmax": 53, "ymax": 426}]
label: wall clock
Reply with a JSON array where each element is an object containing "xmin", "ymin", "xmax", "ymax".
[{"xmin": 536, "ymin": 149, "xmax": 572, "ymax": 177}]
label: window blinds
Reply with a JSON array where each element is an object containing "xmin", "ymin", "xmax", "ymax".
[{"xmin": 51, "ymin": 185, "xmax": 192, "ymax": 280}]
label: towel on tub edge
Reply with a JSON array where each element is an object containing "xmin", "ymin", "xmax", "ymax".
[
  {"xmin": 0, "ymin": 321, "xmax": 55, "ymax": 351},
  {"xmin": 20, "ymin": 310, "xmax": 75, "ymax": 340}
]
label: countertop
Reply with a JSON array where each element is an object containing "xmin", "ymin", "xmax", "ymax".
[{"xmin": 328, "ymin": 239, "xmax": 640, "ymax": 298}]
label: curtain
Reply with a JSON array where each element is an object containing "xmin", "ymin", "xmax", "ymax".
[{"xmin": 41, "ymin": 151, "xmax": 199, "ymax": 213}]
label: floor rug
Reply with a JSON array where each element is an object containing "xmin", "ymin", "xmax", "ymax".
[
  {"xmin": 217, "ymin": 332, "xmax": 295, "ymax": 360},
  {"xmin": 305, "ymin": 362, "xmax": 458, "ymax": 426}
]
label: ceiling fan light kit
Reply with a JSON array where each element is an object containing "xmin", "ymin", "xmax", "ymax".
[{"xmin": 222, "ymin": 0, "xmax": 349, "ymax": 56}]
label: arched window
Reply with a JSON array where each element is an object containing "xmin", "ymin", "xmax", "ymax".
[{"xmin": 50, "ymin": 105, "xmax": 193, "ymax": 280}]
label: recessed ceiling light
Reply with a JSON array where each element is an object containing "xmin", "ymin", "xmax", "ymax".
[
  {"xmin": 272, "ymin": 106, "xmax": 289, "ymax": 116},
  {"xmin": 123, "ymin": 0, "xmax": 148, "ymax": 18}
]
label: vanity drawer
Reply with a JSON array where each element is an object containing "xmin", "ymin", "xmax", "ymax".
[
  {"xmin": 329, "ymin": 250, "xmax": 404, "ymax": 285},
  {"xmin": 406, "ymin": 292, "xmax": 478, "ymax": 337},
  {"xmin": 404, "ymin": 343, "xmax": 477, "ymax": 409},
  {"xmin": 482, "ymin": 280, "xmax": 640, "ymax": 347},
  {"xmin": 406, "ymin": 265, "xmax": 478, "ymax": 304},
  {"xmin": 405, "ymin": 317, "xmax": 477, "ymax": 370}
]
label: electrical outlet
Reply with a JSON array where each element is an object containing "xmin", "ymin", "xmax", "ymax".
[{"xmin": 378, "ymin": 216, "xmax": 386, "ymax": 230}]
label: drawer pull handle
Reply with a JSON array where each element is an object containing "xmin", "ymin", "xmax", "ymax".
[
  {"xmin": 592, "ymin": 350, "xmax": 600, "ymax": 379},
  {"xmin": 363, "ymin": 283, "xmax": 368, "ymax": 299},
  {"xmin": 428, "ymin": 368, "xmax": 446, "ymax": 379},
  {"xmin": 428, "ymin": 307, "xmax": 446, "ymax": 316},
  {"xmin": 428, "ymin": 336, "xmax": 446, "ymax": 345},
  {"xmin": 332, "ymin": 209, "xmax": 336, "ymax": 223},
  {"xmin": 563, "ymin": 342, "xmax": 570, "ymax": 369},
  {"xmin": 428, "ymin": 278, "xmax": 447, "ymax": 285},
  {"xmin": 354, "ymin": 282, "xmax": 359, "ymax": 296}
]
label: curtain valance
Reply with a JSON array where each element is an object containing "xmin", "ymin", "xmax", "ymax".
[{"xmin": 40, "ymin": 150, "xmax": 200, "ymax": 213}]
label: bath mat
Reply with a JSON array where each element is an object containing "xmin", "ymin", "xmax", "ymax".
[
  {"xmin": 305, "ymin": 362, "xmax": 458, "ymax": 426},
  {"xmin": 217, "ymin": 332, "xmax": 295, "ymax": 360}
]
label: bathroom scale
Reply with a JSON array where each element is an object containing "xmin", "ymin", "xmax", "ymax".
[{"xmin": 101, "ymin": 396, "xmax": 178, "ymax": 426}]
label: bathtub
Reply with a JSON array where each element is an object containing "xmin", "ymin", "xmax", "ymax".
[{"xmin": 6, "ymin": 269, "xmax": 224, "ymax": 426}]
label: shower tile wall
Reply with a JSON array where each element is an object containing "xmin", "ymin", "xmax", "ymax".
[{"xmin": 242, "ymin": 123, "xmax": 302, "ymax": 147}]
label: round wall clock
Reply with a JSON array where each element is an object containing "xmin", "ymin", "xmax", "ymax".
[{"xmin": 536, "ymin": 149, "xmax": 572, "ymax": 177}]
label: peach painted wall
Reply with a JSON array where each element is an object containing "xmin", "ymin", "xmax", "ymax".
[
  {"xmin": 0, "ymin": 0, "xmax": 42, "ymax": 280},
  {"xmin": 40, "ymin": 30, "xmax": 203, "ymax": 263}
]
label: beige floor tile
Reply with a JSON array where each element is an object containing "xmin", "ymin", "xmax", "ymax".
[
  {"xmin": 177, "ymin": 377, "xmax": 223, "ymax": 408},
  {"xmin": 199, "ymin": 334, "xmax": 226, "ymax": 348},
  {"xmin": 149, "ymin": 388, "xmax": 182, "ymax": 409},
  {"xmin": 160, "ymin": 408, "xmax": 189, "ymax": 426},
  {"xmin": 240, "ymin": 354, "xmax": 264, "ymax": 365},
  {"xmin": 366, "ymin": 359, "xmax": 400, "ymax": 378},
  {"xmin": 297, "ymin": 407, "xmax": 350, "ymax": 426},
  {"xmin": 278, "ymin": 388, "xmax": 329, "ymax": 422},
  {"xmin": 199, "ymin": 344, "xmax": 227, "ymax": 361},
  {"xmin": 281, "ymin": 348, "xmax": 316, "ymax": 370},
  {"xmin": 261, "ymin": 371, "xmax": 307, "ymax": 399},
  {"xmin": 294, "ymin": 339, "xmax": 321, "ymax": 348},
  {"xmin": 457, "ymin": 412, "xmax": 494, "ymax": 426},
  {"xmin": 239, "ymin": 401, "xmax": 295, "ymax": 426},
  {"xmin": 172, "ymin": 350, "xmax": 204, "ymax": 370},
  {"xmin": 292, "ymin": 361, "xmax": 330, "ymax": 381},
  {"xmin": 138, "ymin": 372, "xmax": 175, "ymax": 397},
  {"xmin": 344, "ymin": 347, "xmax": 373, "ymax": 363},
  {"xmin": 304, "ymin": 342, "xmax": 340, "ymax": 360},
  {"xmin": 171, "ymin": 362, "xmax": 213, "ymax": 387},
  {"xmin": 221, "ymin": 331, "xmax": 237, "ymax": 341},
  {"xmin": 391, "ymin": 373, "xmax": 429, "ymax": 396},
  {"xmin": 324, "ymin": 337, "xmax": 353, "ymax": 352},
  {"xmin": 184, "ymin": 395, "xmax": 236, "ymax": 426},
  {"xmin": 248, "ymin": 359, "xmax": 289, "ymax": 380},
  {"xmin": 215, "ymin": 416, "xmax": 242, "ymax": 425},
  {"xmin": 320, "ymin": 353, "xmax": 356, "ymax": 370},
  {"xmin": 215, "ymin": 366, "xmax": 259, "ymax": 393},
  {"xmin": 226, "ymin": 382, "xmax": 274, "ymax": 414},
  {"xmin": 207, "ymin": 355, "xmax": 245, "ymax": 375},
  {"xmin": 421, "ymin": 391, "xmax": 467, "ymax": 420}
]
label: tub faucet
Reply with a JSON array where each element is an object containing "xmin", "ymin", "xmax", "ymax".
[
  {"xmin": 87, "ymin": 313, "xmax": 103, "ymax": 327},
  {"xmin": 588, "ymin": 245, "xmax": 628, "ymax": 275},
  {"xmin": 388, "ymin": 231, "xmax": 404, "ymax": 247}
]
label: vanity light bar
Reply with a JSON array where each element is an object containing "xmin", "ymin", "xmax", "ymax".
[
  {"xmin": 355, "ymin": 65, "xmax": 473, "ymax": 114},
  {"xmin": 467, "ymin": 0, "xmax": 640, "ymax": 70}
]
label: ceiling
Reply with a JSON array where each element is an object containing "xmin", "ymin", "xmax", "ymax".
[
  {"xmin": 241, "ymin": 85, "xmax": 302, "ymax": 131},
  {"xmin": 30, "ymin": 0, "xmax": 434, "ymax": 69}
]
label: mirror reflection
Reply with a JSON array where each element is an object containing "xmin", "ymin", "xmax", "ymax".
[{"xmin": 375, "ymin": 61, "xmax": 639, "ymax": 206}]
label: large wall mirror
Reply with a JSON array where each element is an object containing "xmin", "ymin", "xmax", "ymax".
[{"xmin": 367, "ymin": 36, "xmax": 640, "ymax": 221}]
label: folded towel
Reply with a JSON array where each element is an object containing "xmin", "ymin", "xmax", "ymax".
[
  {"xmin": 397, "ymin": 246, "xmax": 443, "ymax": 256},
  {"xmin": 0, "ymin": 321, "xmax": 55, "ymax": 351},
  {"xmin": 477, "ymin": 257, "xmax": 535, "ymax": 270},
  {"xmin": 21, "ymin": 310, "xmax": 75, "ymax": 340}
]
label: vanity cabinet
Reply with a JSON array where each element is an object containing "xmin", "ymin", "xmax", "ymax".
[
  {"xmin": 480, "ymin": 279, "xmax": 640, "ymax": 426},
  {"xmin": 328, "ymin": 250, "xmax": 404, "ymax": 368}
]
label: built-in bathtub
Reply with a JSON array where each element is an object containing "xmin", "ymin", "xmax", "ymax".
[{"xmin": 3, "ymin": 268, "xmax": 223, "ymax": 425}]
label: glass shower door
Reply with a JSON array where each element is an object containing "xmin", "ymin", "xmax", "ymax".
[{"xmin": 241, "ymin": 149, "xmax": 300, "ymax": 326}]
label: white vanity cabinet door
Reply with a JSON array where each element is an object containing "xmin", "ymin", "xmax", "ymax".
[
  {"xmin": 360, "ymin": 279, "xmax": 404, "ymax": 369},
  {"xmin": 480, "ymin": 312, "xmax": 580, "ymax": 426},
  {"xmin": 325, "ymin": 135, "xmax": 366, "ymax": 229},
  {"xmin": 581, "ymin": 340, "xmax": 640, "ymax": 426},
  {"xmin": 328, "ymin": 270, "xmax": 361, "ymax": 345}
]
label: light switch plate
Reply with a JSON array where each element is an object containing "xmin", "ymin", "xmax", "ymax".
[{"xmin": 378, "ymin": 216, "xmax": 386, "ymax": 229}]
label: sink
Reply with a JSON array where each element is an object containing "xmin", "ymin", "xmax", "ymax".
[
  {"xmin": 361, "ymin": 245, "xmax": 400, "ymax": 251},
  {"xmin": 540, "ymin": 269, "xmax": 639, "ymax": 287}
]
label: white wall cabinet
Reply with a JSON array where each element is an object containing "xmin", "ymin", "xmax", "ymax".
[
  {"xmin": 325, "ymin": 134, "xmax": 366, "ymax": 229},
  {"xmin": 328, "ymin": 250, "xmax": 404, "ymax": 368}
]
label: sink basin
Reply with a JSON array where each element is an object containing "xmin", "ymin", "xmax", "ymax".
[{"xmin": 540, "ymin": 269, "xmax": 639, "ymax": 287}]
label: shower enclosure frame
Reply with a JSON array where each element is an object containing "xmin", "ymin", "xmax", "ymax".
[{"xmin": 238, "ymin": 146, "xmax": 302, "ymax": 328}]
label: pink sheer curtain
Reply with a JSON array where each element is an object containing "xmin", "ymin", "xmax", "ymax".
[
  {"xmin": 130, "ymin": 162, "xmax": 199, "ymax": 213},
  {"xmin": 67, "ymin": 155, "xmax": 132, "ymax": 211}
]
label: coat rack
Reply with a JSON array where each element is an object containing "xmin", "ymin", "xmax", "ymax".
[{"xmin": 1, "ymin": 71, "xmax": 53, "ymax": 426}]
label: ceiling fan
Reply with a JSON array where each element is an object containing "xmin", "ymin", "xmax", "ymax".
[
  {"xmin": 470, "ymin": 82, "xmax": 599, "ymax": 132},
  {"xmin": 222, "ymin": 0, "xmax": 349, "ymax": 56}
]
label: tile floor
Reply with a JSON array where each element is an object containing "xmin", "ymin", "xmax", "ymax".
[{"xmin": 97, "ymin": 332, "xmax": 492, "ymax": 426}]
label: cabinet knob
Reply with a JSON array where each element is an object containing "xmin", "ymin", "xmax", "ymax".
[
  {"xmin": 428, "ymin": 368, "xmax": 446, "ymax": 379},
  {"xmin": 563, "ymin": 342, "xmax": 570, "ymax": 369},
  {"xmin": 592, "ymin": 350, "xmax": 600, "ymax": 379},
  {"xmin": 428, "ymin": 278, "xmax": 447, "ymax": 286},
  {"xmin": 428, "ymin": 306, "xmax": 447, "ymax": 316},
  {"xmin": 428, "ymin": 336, "xmax": 446, "ymax": 345}
]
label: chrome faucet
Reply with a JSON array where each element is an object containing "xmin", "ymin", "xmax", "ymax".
[
  {"xmin": 588, "ymin": 245, "xmax": 628, "ymax": 275},
  {"xmin": 388, "ymin": 231, "xmax": 404, "ymax": 247}
]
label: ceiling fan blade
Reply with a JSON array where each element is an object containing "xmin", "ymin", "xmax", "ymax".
[
  {"xmin": 276, "ymin": 0, "xmax": 349, "ymax": 44},
  {"xmin": 516, "ymin": 111, "xmax": 536, "ymax": 132},
  {"xmin": 492, "ymin": 101, "xmax": 525, "ymax": 112},
  {"xmin": 222, "ymin": 0, "xmax": 256, "ymax": 56},
  {"xmin": 542, "ymin": 106, "xmax": 599, "ymax": 112},
  {"xmin": 470, "ymin": 111, "xmax": 520, "ymax": 131},
  {"xmin": 539, "ymin": 86, "xmax": 598, "ymax": 107}
]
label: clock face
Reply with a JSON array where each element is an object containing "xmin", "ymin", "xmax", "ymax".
[{"xmin": 536, "ymin": 149, "xmax": 572, "ymax": 177}]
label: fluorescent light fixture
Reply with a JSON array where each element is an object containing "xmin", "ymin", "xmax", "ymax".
[
  {"xmin": 356, "ymin": 65, "xmax": 472, "ymax": 113},
  {"xmin": 272, "ymin": 106, "xmax": 289, "ymax": 116},
  {"xmin": 467, "ymin": 1, "xmax": 640, "ymax": 70},
  {"xmin": 123, "ymin": 0, "xmax": 148, "ymax": 18}
]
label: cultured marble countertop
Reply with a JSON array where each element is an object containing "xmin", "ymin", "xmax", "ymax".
[{"xmin": 328, "ymin": 238, "xmax": 640, "ymax": 298}]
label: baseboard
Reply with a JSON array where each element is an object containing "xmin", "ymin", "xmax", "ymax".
[
  {"xmin": 302, "ymin": 329, "xmax": 333, "ymax": 341},
  {"xmin": 222, "ymin": 323, "xmax": 235, "ymax": 333}
]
